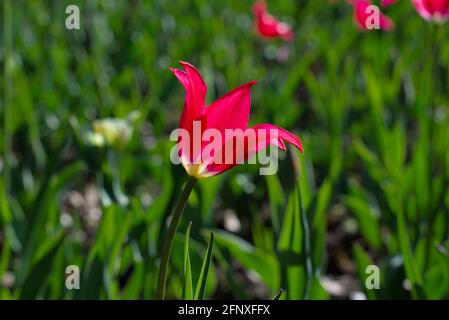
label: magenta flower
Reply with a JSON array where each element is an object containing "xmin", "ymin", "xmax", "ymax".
[
  {"xmin": 169, "ymin": 62, "xmax": 303, "ymax": 179},
  {"xmin": 350, "ymin": 0, "xmax": 395, "ymax": 30},
  {"xmin": 253, "ymin": 1, "xmax": 294, "ymax": 41},
  {"xmin": 412, "ymin": 0, "xmax": 449, "ymax": 22}
]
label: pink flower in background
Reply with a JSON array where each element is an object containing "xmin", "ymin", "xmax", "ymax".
[
  {"xmin": 253, "ymin": 1, "xmax": 294, "ymax": 41},
  {"xmin": 170, "ymin": 62, "xmax": 303, "ymax": 179},
  {"xmin": 412, "ymin": 0, "xmax": 449, "ymax": 22},
  {"xmin": 349, "ymin": 0, "xmax": 395, "ymax": 30}
]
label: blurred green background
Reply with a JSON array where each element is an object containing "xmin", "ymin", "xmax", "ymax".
[{"xmin": 1, "ymin": 0, "xmax": 448, "ymax": 299}]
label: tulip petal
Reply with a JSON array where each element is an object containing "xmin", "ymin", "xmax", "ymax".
[
  {"xmin": 253, "ymin": 0, "xmax": 267, "ymax": 16},
  {"xmin": 251, "ymin": 124, "xmax": 303, "ymax": 154},
  {"xmin": 412, "ymin": 0, "xmax": 449, "ymax": 20},
  {"xmin": 203, "ymin": 123, "xmax": 303, "ymax": 177},
  {"xmin": 253, "ymin": 1, "xmax": 294, "ymax": 41},
  {"xmin": 206, "ymin": 80, "xmax": 257, "ymax": 138},
  {"xmin": 352, "ymin": 0, "xmax": 395, "ymax": 31},
  {"xmin": 425, "ymin": 0, "xmax": 449, "ymax": 13},
  {"xmin": 414, "ymin": 0, "xmax": 436, "ymax": 20},
  {"xmin": 170, "ymin": 62, "xmax": 209, "ymax": 164},
  {"xmin": 170, "ymin": 62, "xmax": 207, "ymax": 131}
]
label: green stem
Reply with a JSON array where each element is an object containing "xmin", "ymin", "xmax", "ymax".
[{"xmin": 156, "ymin": 176, "xmax": 197, "ymax": 299}]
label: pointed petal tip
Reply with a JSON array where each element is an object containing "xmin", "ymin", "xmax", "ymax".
[
  {"xmin": 232, "ymin": 79, "xmax": 258, "ymax": 90},
  {"xmin": 297, "ymin": 136, "xmax": 304, "ymax": 154},
  {"xmin": 292, "ymin": 136, "xmax": 304, "ymax": 154},
  {"xmin": 169, "ymin": 66, "xmax": 187, "ymax": 75},
  {"xmin": 241, "ymin": 80, "xmax": 258, "ymax": 89},
  {"xmin": 179, "ymin": 61, "xmax": 198, "ymax": 70},
  {"xmin": 290, "ymin": 133, "xmax": 304, "ymax": 154},
  {"xmin": 177, "ymin": 61, "xmax": 207, "ymax": 88}
]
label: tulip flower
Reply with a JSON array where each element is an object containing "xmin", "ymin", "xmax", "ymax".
[
  {"xmin": 169, "ymin": 61, "xmax": 303, "ymax": 179},
  {"xmin": 253, "ymin": 1, "xmax": 294, "ymax": 41},
  {"xmin": 156, "ymin": 62, "xmax": 303, "ymax": 299},
  {"xmin": 350, "ymin": 0, "xmax": 395, "ymax": 30},
  {"xmin": 412, "ymin": 0, "xmax": 449, "ymax": 22},
  {"xmin": 86, "ymin": 112, "xmax": 140, "ymax": 150},
  {"xmin": 87, "ymin": 118, "xmax": 132, "ymax": 150}
]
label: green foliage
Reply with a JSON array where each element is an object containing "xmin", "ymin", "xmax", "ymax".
[
  {"xmin": 0, "ymin": 0, "xmax": 448, "ymax": 300},
  {"xmin": 182, "ymin": 222, "xmax": 193, "ymax": 299},
  {"xmin": 194, "ymin": 232, "xmax": 214, "ymax": 300}
]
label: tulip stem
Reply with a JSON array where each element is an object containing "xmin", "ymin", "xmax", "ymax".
[{"xmin": 156, "ymin": 176, "xmax": 197, "ymax": 299}]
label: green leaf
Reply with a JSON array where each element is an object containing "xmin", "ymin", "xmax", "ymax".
[
  {"xmin": 194, "ymin": 232, "xmax": 214, "ymax": 300},
  {"xmin": 423, "ymin": 261, "xmax": 449, "ymax": 299},
  {"xmin": 352, "ymin": 244, "xmax": 377, "ymax": 300},
  {"xmin": 208, "ymin": 229, "xmax": 280, "ymax": 290},
  {"xmin": 122, "ymin": 262, "xmax": 145, "ymax": 299},
  {"xmin": 107, "ymin": 209, "xmax": 132, "ymax": 275},
  {"xmin": 278, "ymin": 189, "xmax": 306, "ymax": 299},
  {"xmin": 19, "ymin": 230, "xmax": 65, "ymax": 299},
  {"xmin": 345, "ymin": 195, "xmax": 381, "ymax": 249},
  {"xmin": 77, "ymin": 254, "xmax": 104, "ymax": 299},
  {"xmin": 309, "ymin": 276, "xmax": 330, "ymax": 300},
  {"xmin": 396, "ymin": 207, "xmax": 425, "ymax": 298},
  {"xmin": 272, "ymin": 288, "xmax": 285, "ymax": 300},
  {"xmin": 312, "ymin": 179, "xmax": 332, "ymax": 230},
  {"xmin": 182, "ymin": 222, "xmax": 193, "ymax": 300},
  {"xmin": 0, "ymin": 179, "xmax": 12, "ymax": 224},
  {"xmin": 265, "ymin": 174, "xmax": 285, "ymax": 233},
  {"xmin": 0, "ymin": 237, "xmax": 11, "ymax": 279},
  {"xmin": 344, "ymin": 182, "xmax": 382, "ymax": 249}
]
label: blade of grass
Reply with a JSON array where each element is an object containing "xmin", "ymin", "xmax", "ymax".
[
  {"xmin": 265, "ymin": 174, "xmax": 285, "ymax": 234},
  {"xmin": 288, "ymin": 148, "xmax": 313, "ymax": 299},
  {"xmin": 194, "ymin": 232, "xmax": 214, "ymax": 300},
  {"xmin": 272, "ymin": 288, "xmax": 285, "ymax": 300},
  {"xmin": 19, "ymin": 230, "xmax": 65, "ymax": 299},
  {"xmin": 396, "ymin": 206, "xmax": 425, "ymax": 299},
  {"xmin": 353, "ymin": 244, "xmax": 377, "ymax": 300},
  {"xmin": 209, "ymin": 228, "xmax": 280, "ymax": 290},
  {"xmin": 182, "ymin": 222, "xmax": 193, "ymax": 300},
  {"xmin": 278, "ymin": 189, "xmax": 306, "ymax": 299}
]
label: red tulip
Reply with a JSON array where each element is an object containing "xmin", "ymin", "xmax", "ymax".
[
  {"xmin": 350, "ymin": 0, "xmax": 395, "ymax": 30},
  {"xmin": 253, "ymin": 1, "xmax": 294, "ymax": 41},
  {"xmin": 412, "ymin": 0, "xmax": 449, "ymax": 22},
  {"xmin": 169, "ymin": 62, "xmax": 303, "ymax": 179}
]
